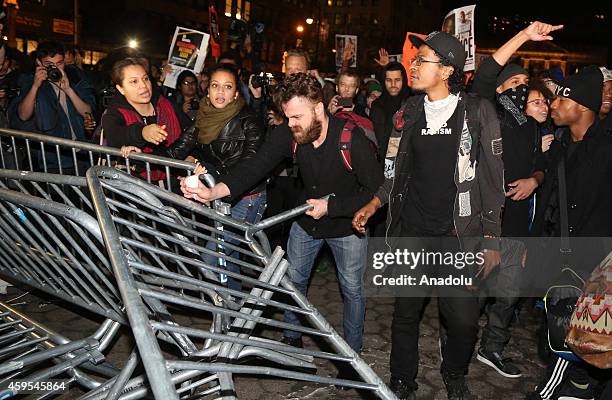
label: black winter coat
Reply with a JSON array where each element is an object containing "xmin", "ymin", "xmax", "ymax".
[{"xmin": 192, "ymin": 107, "xmax": 266, "ymax": 196}]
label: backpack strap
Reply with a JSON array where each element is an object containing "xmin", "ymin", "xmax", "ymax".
[{"xmin": 339, "ymin": 121, "xmax": 355, "ymax": 172}]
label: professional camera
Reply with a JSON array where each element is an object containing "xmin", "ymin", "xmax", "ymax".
[
  {"xmin": 46, "ymin": 65, "xmax": 63, "ymax": 83},
  {"xmin": 251, "ymin": 72, "xmax": 274, "ymax": 90}
]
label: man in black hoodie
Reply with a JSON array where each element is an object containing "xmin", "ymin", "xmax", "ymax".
[{"xmin": 370, "ymin": 62, "xmax": 411, "ymax": 169}]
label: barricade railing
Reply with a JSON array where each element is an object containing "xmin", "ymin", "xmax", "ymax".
[
  {"xmin": 0, "ymin": 128, "xmax": 211, "ymax": 192},
  {"xmin": 0, "ymin": 301, "xmax": 120, "ymax": 397},
  {"xmin": 86, "ymin": 166, "xmax": 397, "ymax": 400}
]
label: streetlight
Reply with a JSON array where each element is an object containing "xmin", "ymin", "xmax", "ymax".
[
  {"xmin": 296, "ymin": 25, "xmax": 304, "ymax": 33},
  {"xmin": 128, "ymin": 39, "xmax": 139, "ymax": 49},
  {"xmin": 306, "ymin": 18, "xmax": 314, "ymax": 25}
]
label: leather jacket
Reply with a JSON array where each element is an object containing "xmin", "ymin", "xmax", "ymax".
[{"xmin": 194, "ymin": 107, "xmax": 266, "ymax": 196}]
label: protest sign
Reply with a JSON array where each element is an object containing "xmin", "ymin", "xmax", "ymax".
[
  {"xmin": 164, "ymin": 26, "xmax": 210, "ymax": 89},
  {"xmin": 335, "ymin": 34, "xmax": 357, "ymax": 68},
  {"xmin": 388, "ymin": 54, "xmax": 402, "ymax": 63},
  {"xmin": 442, "ymin": 4, "xmax": 476, "ymax": 71}
]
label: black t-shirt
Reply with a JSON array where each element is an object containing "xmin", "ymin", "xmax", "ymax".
[{"xmin": 402, "ymin": 107, "xmax": 459, "ymax": 235}]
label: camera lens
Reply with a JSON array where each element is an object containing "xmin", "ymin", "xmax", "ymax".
[
  {"xmin": 251, "ymin": 75, "xmax": 263, "ymax": 89},
  {"xmin": 46, "ymin": 66, "xmax": 62, "ymax": 83}
]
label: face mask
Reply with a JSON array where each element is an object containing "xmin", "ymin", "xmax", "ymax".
[{"xmin": 497, "ymin": 84, "xmax": 528, "ymax": 125}]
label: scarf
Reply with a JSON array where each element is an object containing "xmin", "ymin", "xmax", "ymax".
[
  {"xmin": 497, "ymin": 84, "xmax": 528, "ymax": 126},
  {"xmin": 424, "ymin": 93, "xmax": 459, "ymax": 134},
  {"xmin": 196, "ymin": 97, "xmax": 245, "ymax": 144}
]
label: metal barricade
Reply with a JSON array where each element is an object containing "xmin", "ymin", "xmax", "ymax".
[
  {"xmin": 0, "ymin": 128, "xmax": 197, "ymax": 192},
  {"xmin": 86, "ymin": 166, "xmax": 397, "ymax": 400},
  {"xmin": 0, "ymin": 183, "xmax": 123, "ymax": 397}
]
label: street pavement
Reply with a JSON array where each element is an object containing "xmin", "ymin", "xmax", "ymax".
[{"xmin": 2, "ymin": 256, "xmax": 546, "ymax": 400}]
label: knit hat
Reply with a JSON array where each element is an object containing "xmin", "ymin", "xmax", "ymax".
[
  {"xmin": 367, "ymin": 81, "xmax": 383, "ymax": 95},
  {"xmin": 554, "ymin": 66, "xmax": 603, "ymax": 113},
  {"xmin": 496, "ymin": 63, "xmax": 529, "ymax": 88}
]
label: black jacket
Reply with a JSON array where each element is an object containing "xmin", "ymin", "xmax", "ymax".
[
  {"xmin": 221, "ymin": 115, "xmax": 384, "ymax": 238},
  {"xmin": 472, "ymin": 56, "xmax": 547, "ymax": 236},
  {"xmin": 193, "ymin": 107, "xmax": 266, "ymax": 196},
  {"xmin": 375, "ymin": 92, "xmax": 505, "ymax": 246},
  {"xmin": 532, "ymin": 118, "xmax": 612, "ymax": 238}
]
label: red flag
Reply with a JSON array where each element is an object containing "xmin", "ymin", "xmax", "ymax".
[
  {"xmin": 209, "ymin": 5, "xmax": 221, "ymax": 58},
  {"xmin": 402, "ymin": 32, "xmax": 426, "ymax": 85}
]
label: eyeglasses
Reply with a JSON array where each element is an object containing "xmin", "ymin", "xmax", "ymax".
[
  {"xmin": 410, "ymin": 56, "xmax": 442, "ymax": 67},
  {"xmin": 527, "ymin": 98, "xmax": 549, "ymax": 107}
]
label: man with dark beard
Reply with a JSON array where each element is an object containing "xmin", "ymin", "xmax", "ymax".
[{"xmin": 181, "ymin": 74, "xmax": 383, "ymax": 364}]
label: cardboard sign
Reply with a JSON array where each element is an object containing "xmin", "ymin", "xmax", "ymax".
[
  {"xmin": 164, "ymin": 26, "xmax": 210, "ymax": 89},
  {"xmin": 442, "ymin": 5, "xmax": 476, "ymax": 71}
]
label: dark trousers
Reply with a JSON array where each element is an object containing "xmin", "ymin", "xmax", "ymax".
[
  {"xmin": 263, "ymin": 175, "xmax": 302, "ymax": 249},
  {"xmin": 388, "ymin": 233, "xmax": 480, "ymax": 390},
  {"xmin": 479, "ymin": 238, "xmax": 524, "ymax": 353}
]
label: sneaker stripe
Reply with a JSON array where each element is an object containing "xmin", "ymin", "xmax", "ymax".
[{"xmin": 540, "ymin": 358, "xmax": 569, "ymax": 399}]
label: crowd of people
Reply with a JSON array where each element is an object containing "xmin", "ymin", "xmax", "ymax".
[{"xmin": 0, "ymin": 17, "xmax": 610, "ymax": 400}]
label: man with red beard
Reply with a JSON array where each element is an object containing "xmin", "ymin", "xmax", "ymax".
[{"xmin": 181, "ymin": 73, "xmax": 383, "ymax": 364}]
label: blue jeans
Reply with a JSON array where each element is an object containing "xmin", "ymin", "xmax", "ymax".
[
  {"xmin": 203, "ymin": 191, "xmax": 267, "ymax": 290},
  {"xmin": 283, "ymin": 222, "xmax": 367, "ymax": 352}
]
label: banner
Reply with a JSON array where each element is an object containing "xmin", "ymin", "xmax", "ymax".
[
  {"xmin": 402, "ymin": 32, "xmax": 426, "ymax": 82},
  {"xmin": 208, "ymin": 6, "xmax": 221, "ymax": 58},
  {"xmin": 442, "ymin": 4, "xmax": 476, "ymax": 71},
  {"xmin": 164, "ymin": 26, "xmax": 210, "ymax": 89},
  {"xmin": 335, "ymin": 34, "xmax": 357, "ymax": 68}
]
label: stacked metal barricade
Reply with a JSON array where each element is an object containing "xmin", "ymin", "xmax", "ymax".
[{"xmin": 0, "ymin": 128, "xmax": 397, "ymax": 399}]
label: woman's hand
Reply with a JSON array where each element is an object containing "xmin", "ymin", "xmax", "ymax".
[
  {"xmin": 142, "ymin": 124, "xmax": 168, "ymax": 145},
  {"xmin": 120, "ymin": 146, "xmax": 142, "ymax": 158}
]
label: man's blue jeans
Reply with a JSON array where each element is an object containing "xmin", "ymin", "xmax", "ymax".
[
  {"xmin": 283, "ymin": 222, "xmax": 367, "ymax": 352},
  {"xmin": 203, "ymin": 191, "xmax": 267, "ymax": 290}
]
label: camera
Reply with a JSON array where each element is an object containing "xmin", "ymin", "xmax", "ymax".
[
  {"xmin": 46, "ymin": 65, "xmax": 63, "ymax": 83},
  {"xmin": 100, "ymin": 86, "xmax": 117, "ymax": 109},
  {"xmin": 190, "ymin": 97, "xmax": 200, "ymax": 111},
  {"xmin": 251, "ymin": 72, "xmax": 275, "ymax": 89}
]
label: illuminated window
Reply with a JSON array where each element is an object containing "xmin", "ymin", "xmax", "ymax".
[
  {"xmin": 27, "ymin": 40, "xmax": 39, "ymax": 53},
  {"xmin": 236, "ymin": 0, "xmax": 242, "ymax": 19},
  {"xmin": 225, "ymin": 0, "xmax": 232, "ymax": 17},
  {"xmin": 16, "ymin": 38, "xmax": 24, "ymax": 52},
  {"xmin": 244, "ymin": 0, "xmax": 251, "ymax": 21}
]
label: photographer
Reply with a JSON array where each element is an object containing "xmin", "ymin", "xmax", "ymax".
[
  {"xmin": 9, "ymin": 40, "xmax": 95, "ymax": 172},
  {"xmin": 169, "ymin": 70, "xmax": 200, "ymax": 128}
]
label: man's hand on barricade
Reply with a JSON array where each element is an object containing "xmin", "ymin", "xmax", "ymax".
[
  {"xmin": 352, "ymin": 197, "xmax": 381, "ymax": 234},
  {"xmin": 521, "ymin": 21, "xmax": 563, "ymax": 42},
  {"xmin": 306, "ymin": 198, "xmax": 328, "ymax": 220},
  {"xmin": 142, "ymin": 124, "xmax": 168, "ymax": 145}
]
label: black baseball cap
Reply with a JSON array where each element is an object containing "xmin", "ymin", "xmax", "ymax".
[{"xmin": 409, "ymin": 31, "xmax": 466, "ymax": 69}]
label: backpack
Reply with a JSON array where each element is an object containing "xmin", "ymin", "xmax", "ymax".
[{"xmin": 291, "ymin": 119, "xmax": 369, "ymax": 173}]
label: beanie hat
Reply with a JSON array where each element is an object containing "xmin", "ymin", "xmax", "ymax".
[
  {"xmin": 496, "ymin": 63, "xmax": 529, "ymax": 88},
  {"xmin": 367, "ymin": 81, "xmax": 383, "ymax": 95},
  {"xmin": 554, "ymin": 66, "xmax": 603, "ymax": 113}
]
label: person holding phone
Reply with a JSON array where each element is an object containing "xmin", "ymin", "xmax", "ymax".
[{"xmin": 328, "ymin": 69, "xmax": 368, "ymax": 117}]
